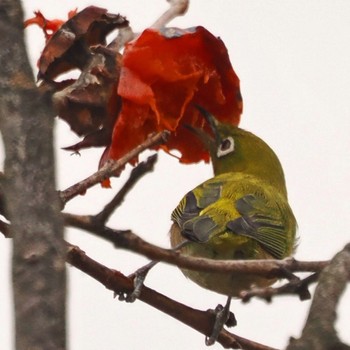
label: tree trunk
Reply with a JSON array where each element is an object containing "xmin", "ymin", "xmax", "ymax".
[{"xmin": 0, "ymin": 0, "xmax": 66, "ymax": 349}]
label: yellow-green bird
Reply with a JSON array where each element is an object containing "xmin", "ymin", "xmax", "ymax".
[{"xmin": 170, "ymin": 107, "xmax": 297, "ymax": 298}]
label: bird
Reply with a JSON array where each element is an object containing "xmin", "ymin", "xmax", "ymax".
[{"xmin": 170, "ymin": 107, "xmax": 297, "ymax": 343}]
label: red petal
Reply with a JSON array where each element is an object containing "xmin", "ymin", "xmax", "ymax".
[
  {"xmin": 106, "ymin": 26, "xmax": 242, "ymax": 165},
  {"xmin": 24, "ymin": 10, "xmax": 70, "ymax": 41}
]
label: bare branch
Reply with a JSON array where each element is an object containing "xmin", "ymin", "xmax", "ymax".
[
  {"xmin": 0, "ymin": 219, "xmax": 11, "ymax": 238},
  {"xmin": 240, "ymin": 273, "xmax": 319, "ymax": 303},
  {"xmin": 110, "ymin": 0, "xmax": 190, "ymax": 50},
  {"xmin": 286, "ymin": 244, "xmax": 350, "ymax": 350},
  {"xmin": 93, "ymin": 154, "xmax": 158, "ymax": 224},
  {"xmin": 108, "ymin": 25, "xmax": 135, "ymax": 51},
  {"xmin": 59, "ymin": 131, "xmax": 170, "ymax": 205},
  {"xmin": 66, "ymin": 242, "xmax": 277, "ymax": 350},
  {"xmin": 64, "ymin": 214, "xmax": 329, "ymax": 279},
  {"xmin": 150, "ymin": 0, "xmax": 189, "ymax": 29}
]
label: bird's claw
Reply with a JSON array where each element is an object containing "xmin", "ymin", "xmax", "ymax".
[
  {"xmin": 205, "ymin": 297, "xmax": 236, "ymax": 346},
  {"xmin": 117, "ymin": 261, "xmax": 158, "ymax": 303},
  {"xmin": 127, "ymin": 269, "xmax": 149, "ymax": 302},
  {"xmin": 117, "ymin": 243, "xmax": 188, "ymax": 303}
]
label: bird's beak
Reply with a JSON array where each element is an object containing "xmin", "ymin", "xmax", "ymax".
[
  {"xmin": 187, "ymin": 106, "xmax": 221, "ymax": 146},
  {"xmin": 184, "ymin": 123, "xmax": 213, "ymax": 150},
  {"xmin": 195, "ymin": 105, "xmax": 221, "ymax": 144}
]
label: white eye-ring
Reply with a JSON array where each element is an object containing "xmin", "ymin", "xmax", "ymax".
[{"xmin": 217, "ymin": 136, "xmax": 235, "ymax": 158}]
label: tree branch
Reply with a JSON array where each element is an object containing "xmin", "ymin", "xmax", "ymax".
[
  {"xmin": 240, "ymin": 273, "xmax": 319, "ymax": 303},
  {"xmin": 64, "ymin": 213, "xmax": 329, "ymax": 279},
  {"xmin": 109, "ymin": 0, "xmax": 190, "ymax": 51},
  {"xmin": 286, "ymin": 244, "xmax": 350, "ymax": 350},
  {"xmin": 150, "ymin": 0, "xmax": 189, "ymax": 29},
  {"xmin": 93, "ymin": 154, "xmax": 158, "ymax": 224},
  {"xmin": 66, "ymin": 242, "xmax": 277, "ymax": 350},
  {"xmin": 0, "ymin": 219, "xmax": 11, "ymax": 238},
  {"xmin": 59, "ymin": 131, "xmax": 169, "ymax": 206}
]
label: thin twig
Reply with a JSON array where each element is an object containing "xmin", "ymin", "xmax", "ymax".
[
  {"xmin": 66, "ymin": 242, "xmax": 277, "ymax": 350},
  {"xmin": 64, "ymin": 214, "xmax": 329, "ymax": 279},
  {"xmin": 0, "ymin": 219, "xmax": 11, "ymax": 238},
  {"xmin": 109, "ymin": 0, "xmax": 190, "ymax": 51},
  {"xmin": 93, "ymin": 154, "xmax": 158, "ymax": 224},
  {"xmin": 108, "ymin": 25, "xmax": 135, "ymax": 52},
  {"xmin": 150, "ymin": 0, "xmax": 189, "ymax": 29},
  {"xmin": 240, "ymin": 273, "xmax": 320, "ymax": 303},
  {"xmin": 59, "ymin": 131, "xmax": 169, "ymax": 205}
]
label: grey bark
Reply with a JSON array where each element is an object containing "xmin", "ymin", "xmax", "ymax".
[
  {"xmin": 286, "ymin": 244, "xmax": 350, "ymax": 350},
  {"xmin": 0, "ymin": 0, "xmax": 66, "ymax": 349}
]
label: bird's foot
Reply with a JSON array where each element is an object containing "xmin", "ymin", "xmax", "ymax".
[
  {"xmin": 118, "ymin": 260, "xmax": 158, "ymax": 303},
  {"xmin": 206, "ymin": 297, "xmax": 236, "ymax": 346},
  {"xmin": 117, "ymin": 241, "xmax": 189, "ymax": 302}
]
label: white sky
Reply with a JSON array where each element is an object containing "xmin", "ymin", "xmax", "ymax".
[{"xmin": 1, "ymin": 1, "xmax": 350, "ymax": 349}]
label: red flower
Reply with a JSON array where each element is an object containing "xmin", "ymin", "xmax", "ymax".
[
  {"xmin": 103, "ymin": 26, "xmax": 242, "ymax": 166},
  {"xmin": 25, "ymin": 7, "xmax": 242, "ymax": 186},
  {"xmin": 24, "ymin": 10, "xmax": 77, "ymax": 41}
]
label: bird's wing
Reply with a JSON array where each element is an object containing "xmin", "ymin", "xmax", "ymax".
[
  {"xmin": 171, "ymin": 179, "xmax": 222, "ymax": 243},
  {"xmin": 226, "ymin": 194, "xmax": 288, "ymax": 259},
  {"xmin": 172, "ymin": 176, "xmax": 291, "ymax": 259}
]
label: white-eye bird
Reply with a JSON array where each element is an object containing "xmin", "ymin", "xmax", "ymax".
[{"xmin": 170, "ymin": 107, "xmax": 297, "ymax": 297}]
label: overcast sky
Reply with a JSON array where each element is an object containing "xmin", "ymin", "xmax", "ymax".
[{"xmin": 1, "ymin": 1, "xmax": 350, "ymax": 349}]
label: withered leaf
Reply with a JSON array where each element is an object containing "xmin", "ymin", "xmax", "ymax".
[
  {"xmin": 38, "ymin": 6, "xmax": 128, "ymax": 81},
  {"xmin": 52, "ymin": 46, "xmax": 123, "ymax": 146},
  {"xmin": 33, "ymin": 6, "xmax": 129, "ymax": 149}
]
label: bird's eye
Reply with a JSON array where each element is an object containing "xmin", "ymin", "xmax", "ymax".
[{"xmin": 217, "ymin": 137, "xmax": 234, "ymax": 158}]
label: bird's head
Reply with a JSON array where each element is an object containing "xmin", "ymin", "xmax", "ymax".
[{"xmin": 189, "ymin": 106, "xmax": 288, "ymax": 196}]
